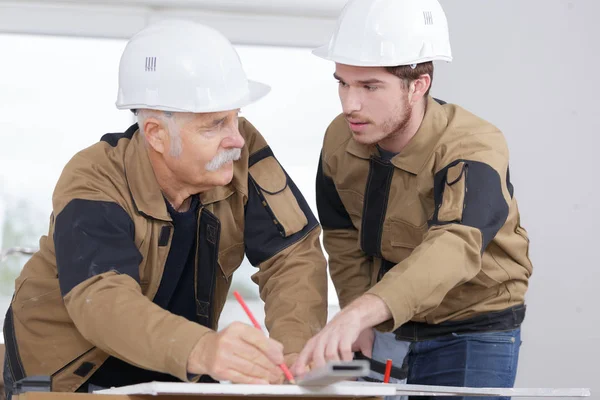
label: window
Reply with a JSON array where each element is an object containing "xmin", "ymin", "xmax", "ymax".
[{"xmin": 0, "ymin": 34, "xmax": 131, "ymax": 320}]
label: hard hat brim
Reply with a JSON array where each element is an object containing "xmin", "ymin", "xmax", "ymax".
[
  {"xmin": 312, "ymin": 45, "xmax": 452, "ymax": 67},
  {"xmin": 312, "ymin": 45, "xmax": 330, "ymax": 61},
  {"xmin": 116, "ymin": 80, "xmax": 271, "ymax": 114},
  {"xmin": 246, "ymin": 80, "xmax": 271, "ymax": 108}
]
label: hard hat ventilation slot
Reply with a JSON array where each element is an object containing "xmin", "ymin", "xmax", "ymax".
[
  {"xmin": 423, "ymin": 11, "xmax": 434, "ymax": 25},
  {"xmin": 145, "ymin": 57, "xmax": 157, "ymax": 72}
]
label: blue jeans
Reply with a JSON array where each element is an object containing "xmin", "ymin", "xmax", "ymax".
[
  {"xmin": 405, "ymin": 328, "xmax": 521, "ymax": 400},
  {"xmin": 360, "ymin": 330, "xmax": 410, "ymax": 400}
]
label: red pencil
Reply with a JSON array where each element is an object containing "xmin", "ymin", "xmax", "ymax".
[
  {"xmin": 383, "ymin": 359, "xmax": 392, "ymax": 383},
  {"xmin": 233, "ymin": 291, "xmax": 296, "ymax": 384}
]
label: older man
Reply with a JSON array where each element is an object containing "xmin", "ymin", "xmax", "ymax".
[{"xmin": 3, "ymin": 20, "xmax": 327, "ymax": 397}]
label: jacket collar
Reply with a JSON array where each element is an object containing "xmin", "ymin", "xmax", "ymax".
[
  {"xmin": 123, "ymin": 124, "xmax": 235, "ymax": 221},
  {"xmin": 345, "ymin": 96, "xmax": 448, "ymax": 174}
]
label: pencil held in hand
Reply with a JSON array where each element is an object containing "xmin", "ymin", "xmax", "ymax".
[{"xmin": 233, "ymin": 291, "xmax": 296, "ymax": 384}]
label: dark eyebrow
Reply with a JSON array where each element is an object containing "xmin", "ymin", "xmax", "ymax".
[
  {"xmin": 357, "ymin": 79, "xmax": 384, "ymax": 85},
  {"xmin": 333, "ymin": 73, "xmax": 383, "ymax": 85}
]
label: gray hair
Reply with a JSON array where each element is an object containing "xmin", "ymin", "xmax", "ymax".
[{"xmin": 135, "ymin": 109, "xmax": 184, "ymax": 158}]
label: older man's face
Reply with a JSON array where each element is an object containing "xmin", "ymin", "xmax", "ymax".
[{"xmin": 165, "ymin": 109, "xmax": 245, "ymax": 191}]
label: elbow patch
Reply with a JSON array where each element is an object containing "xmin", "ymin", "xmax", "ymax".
[
  {"xmin": 430, "ymin": 160, "xmax": 509, "ymax": 250},
  {"xmin": 54, "ymin": 199, "xmax": 142, "ymax": 296}
]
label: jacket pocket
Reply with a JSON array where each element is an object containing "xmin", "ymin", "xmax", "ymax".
[
  {"xmin": 218, "ymin": 243, "xmax": 245, "ymax": 278},
  {"xmin": 15, "ymin": 277, "xmax": 73, "ymax": 325},
  {"xmin": 14, "ymin": 277, "xmax": 63, "ymax": 310},
  {"xmin": 438, "ymin": 162, "xmax": 467, "ymax": 223},
  {"xmin": 337, "ymin": 189, "xmax": 364, "ymax": 218},
  {"xmin": 382, "ymin": 219, "xmax": 427, "ymax": 270},
  {"xmin": 389, "ymin": 219, "xmax": 427, "ymax": 249},
  {"xmin": 249, "ymin": 156, "xmax": 307, "ymax": 238}
]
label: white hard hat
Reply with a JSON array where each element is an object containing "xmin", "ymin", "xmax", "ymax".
[
  {"xmin": 116, "ymin": 19, "xmax": 270, "ymax": 113},
  {"xmin": 313, "ymin": 0, "xmax": 452, "ymax": 67}
]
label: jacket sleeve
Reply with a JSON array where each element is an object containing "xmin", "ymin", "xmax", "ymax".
[
  {"xmin": 54, "ymin": 193, "xmax": 209, "ymax": 382},
  {"xmin": 316, "ymin": 151, "xmax": 373, "ymax": 309},
  {"xmin": 244, "ymin": 145, "xmax": 328, "ymax": 354},
  {"xmin": 368, "ymin": 132, "xmax": 513, "ymax": 331}
]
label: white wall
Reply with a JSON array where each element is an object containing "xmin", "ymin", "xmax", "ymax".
[{"xmin": 434, "ymin": 0, "xmax": 599, "ymax": 397}]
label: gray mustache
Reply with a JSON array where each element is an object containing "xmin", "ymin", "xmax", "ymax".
[{"xmin": 205, "ymin": 148, "xmax": 242, "ymax": 171}]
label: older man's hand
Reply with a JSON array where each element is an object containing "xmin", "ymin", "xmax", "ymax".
[
  {"xmin": 187, "ymin": 322, "xmax": 284, "ymax": 384},
  {"xmin": 270, "ymin": 353, "xmax": 301, "ymax": 384}
]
